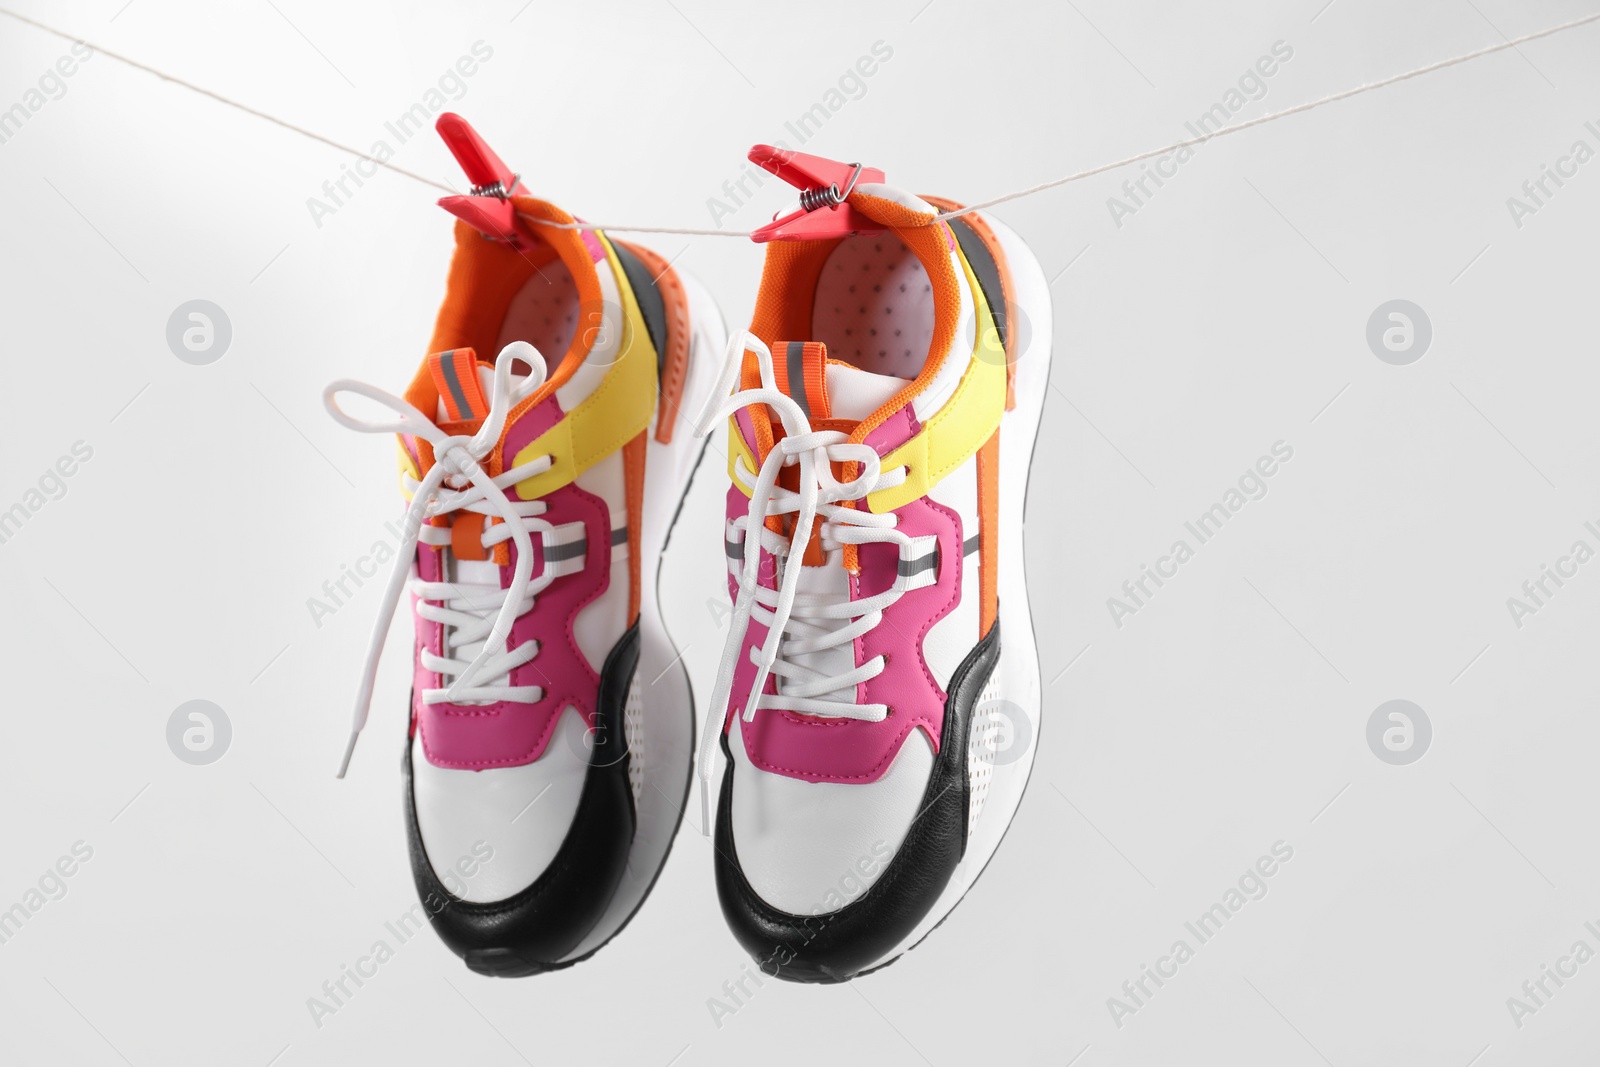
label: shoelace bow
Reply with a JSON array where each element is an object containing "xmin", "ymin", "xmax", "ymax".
[
  {"xmin": 691, "ymin": 333, "xmax": 913, "ymax": 832},
  {"xmin": 324, "ymin": 343, "xmax": 559, "ymax": 777}
]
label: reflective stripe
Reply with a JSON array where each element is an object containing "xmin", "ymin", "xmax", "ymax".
[
  {"xmin": 787, "ymin": 341, "xmax": 810, "ymax": 420},
  {"xmin": 725, "ymin": 521, "xmax": 747, "ymax": 575},
  {"xmin": 544, "ymin": 539, "xmax": 588, "ymax": 562},
  {"xmin": 893, "ymin": 535, "xmax": 940, "ymax": 592},
  {"xmin": 542, "ymin": 521, "xmax": 589, "ymax": 577},
  {"xmin": 438, "ymin": 350, "xmax": 474, "ymax": 419}
]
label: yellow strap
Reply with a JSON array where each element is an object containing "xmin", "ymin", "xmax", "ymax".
[
  {"xmin": 397, "ymin": 437, "xmax": 421, "ymax": 494},
  {"xmin": 866, "ymin": 250, "xmax": 1005, "ymax": 513},
  {"xmin": 727, "ymin": 417, "xmax": 758, "ymax": 497},
  {"xmin": 509, "ymin": 233, "xmax": 658, "ymax": 499}
]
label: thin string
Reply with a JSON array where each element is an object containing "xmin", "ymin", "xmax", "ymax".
[
  {"xmin": 4, "ymin": 5, "xmax": 1596, "ymax": 234},
  {"xmin": 939, "ymin": 7, "xmax": 1600, "ymax": 221},
  {"xmin": 0, "ymin": 7, "xmax": 456, "ymax": 195}
]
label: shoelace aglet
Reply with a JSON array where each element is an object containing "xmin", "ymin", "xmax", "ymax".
[
  {"xmin": 740, "ymin": 677, "xmax": 765, "ymax": 723},
  {"xmin": 441, "ymin": 672, "xmax": 470, "ymax": 703},
  {"xmin": 336, "ymin": 730, "xmax": 359, "ymax": 779}
]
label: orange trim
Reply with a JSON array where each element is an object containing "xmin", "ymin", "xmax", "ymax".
[
  {"xmin": 800, "ymin": 515, "xmax": 827, "ymax": 566},
  {"xmin": 977, "ymin": 429, "xmax": 999, "ymax": 636},
  {"xmin": 922, "ymin": 196, "xmax": 1019, "ymax": 412},
  {"xmin": 770, "ymin": 341, "xmax": 832, "ymax": 423},
  {"xmin": 408, "ymin": 224, "xmax": 553, "ymax": 420},
  {"xmin": 771, "ymin": 343, "xmax": 793, "ymax": 396},
  {"xmin": 408, "ymin": 197, "xmax": 604, "ymax": 456},
  {"xmin": 622, "ymin": 430, "xmax": 646, "ymax": 624},
  {"xmin": 414, "ymin": 437, "xmax": 438, "ymax": 479},
  {"xmin": 803, "ymin": 347, "xmax": 831, "ymax": 419},
  {"xmin": 428, "ymin": 348, "xmax": 489, "ymax": 422},
  {"xmin": 745, "ymin": 235, "xmax": 843, "ymax": 472},
  {"xmin": 616, "ymin": 240, "xmax": 693, "ymax": 444},
  {"xmin": 747, "ymin": 235, "xmax": 843, "ymax": 354},
  {"xmin": 430, "ymin": 354, "xmax": 460, "ymax": 421},
  {"xmin": 450, "ymin": 511, "xmax": 488, "ymax": 562}
]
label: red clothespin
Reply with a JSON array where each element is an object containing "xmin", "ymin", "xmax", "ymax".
[
  {"xmin": 436, "ymin": 113, "xmax": 535, "ymax": 252},
  {"xmin": 748, "ymin": 146, "xmax": 884, "ymax": 243}
]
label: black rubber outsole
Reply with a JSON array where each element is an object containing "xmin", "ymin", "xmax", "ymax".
[{"xmin": 465, "ymin": 947, "xmax": 574, "ymax": 978}]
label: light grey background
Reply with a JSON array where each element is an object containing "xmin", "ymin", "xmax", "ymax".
[{"xmin": 1, "ymin": 0, "xmax": 1597, "ymax": 1063}]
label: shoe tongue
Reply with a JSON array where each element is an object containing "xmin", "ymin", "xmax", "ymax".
[
  {"xmin": 776, "ymin": 346, "xmax": 863, "ymax": 691},
  {"xmin": 770, "ymin": 340, "xmax": 907, "ymax": 425},
  {"xmin": 423, "ymin": 343, "xmax": 549, "ymax": 669},
  {"xmin": 426, "ymin": 345, "xmax": 544, "ymax": 431},
  {"xmin": 771, "ymin": 341, "xmax": 832, "ymax": 423}
]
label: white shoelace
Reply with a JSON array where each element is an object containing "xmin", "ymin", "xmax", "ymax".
[
  {"xmin": 692, "ymin": 333, "xmax": 913, "ymax": 832},
  {"xmin": 324, "ymin": 342, "xmax": 560, "ymax": 778}
]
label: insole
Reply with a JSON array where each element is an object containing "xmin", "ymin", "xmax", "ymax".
[
  {"xmin": 497, "ymin": 255, "xmax": 580, "ymax": 374},
  {"xmin": 810, "ymin": 234, "xmax": 935, "ymax": 380}
]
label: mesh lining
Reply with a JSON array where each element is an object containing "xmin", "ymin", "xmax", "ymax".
[{"xmin": 496, "ymin": 254, "xmax": 580, "ymax": 374}]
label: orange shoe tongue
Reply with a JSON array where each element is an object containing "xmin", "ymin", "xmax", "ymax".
[
  {"xmin": 427, "ymin": 347, "xmax": 491, "ymax": 434},
  {"xmin": 771, "ymin": 341, "xmax": 835, "ymax": 425},
  {"xmin": 768, "ymin": 342, "xmax": 838, "ymax": 562},
  {"xmin": 770, "ymin": 339, "xmax": 915, "ymax": 429}
]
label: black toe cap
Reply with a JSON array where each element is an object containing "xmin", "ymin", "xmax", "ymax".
[
  {"xmin": 403, "ymin": 626, "xmax": 639, "ymax": 976},
  {"xmin": 713, "ymin": 622, "xmax": 1000, "ymax": 983}
]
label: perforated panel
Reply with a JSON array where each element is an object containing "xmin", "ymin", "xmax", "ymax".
[
  {"xmin": 966, "ymin": 672, "xmax": 1005, "ymax": 839},
  {"xmin": 625, "ymin": 668, "xmax": 644, "ymax": 805}
]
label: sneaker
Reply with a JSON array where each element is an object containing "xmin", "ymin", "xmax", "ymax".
[
  {"xmin": 694, "ymin": 150, "xmax": 1051, "ymax": 982},
  {"xmin": 324, "ymin": 115, "xmax": 725, "ymax": 976}
]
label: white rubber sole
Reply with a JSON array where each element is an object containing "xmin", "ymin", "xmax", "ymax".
[
  {"xmin": 560, "ymin": 267, "xmax": 726, "ymax": 962},
  {"xmin": 870, "ymin": 214, "xmax": 1052, "ymax": 970}
]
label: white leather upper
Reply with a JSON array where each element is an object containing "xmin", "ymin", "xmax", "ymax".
[
  {"xmin": 728, "ymin": 719, "xmax": 933, "ymax": 915},
  {"xmin": 923, "ymin": 450, "xmax": 981, "ymax": 690},
  {"xmin": 823, "ymin": 363, "xmax": 906, "ymax": 420},
  {"xmin": 570, "ymin": 449, "xmax": 630, "ymax": 674},
  {"xmin": 411, "ymin": 706, "xmax": 589, "ymax": 903}
]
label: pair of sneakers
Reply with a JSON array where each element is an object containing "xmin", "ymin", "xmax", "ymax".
[{"xmin": 324, "ymin": 115, "xmax": 1050, "ymax": 982}]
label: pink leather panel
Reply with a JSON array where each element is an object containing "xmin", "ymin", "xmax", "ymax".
[
  {"xmin": 411, "ymin": 396, "xmax": 615, "ymax": 771},
  {"xmin": 722, "ymin": 490, "xmax": 964, "ymax": 785}
]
